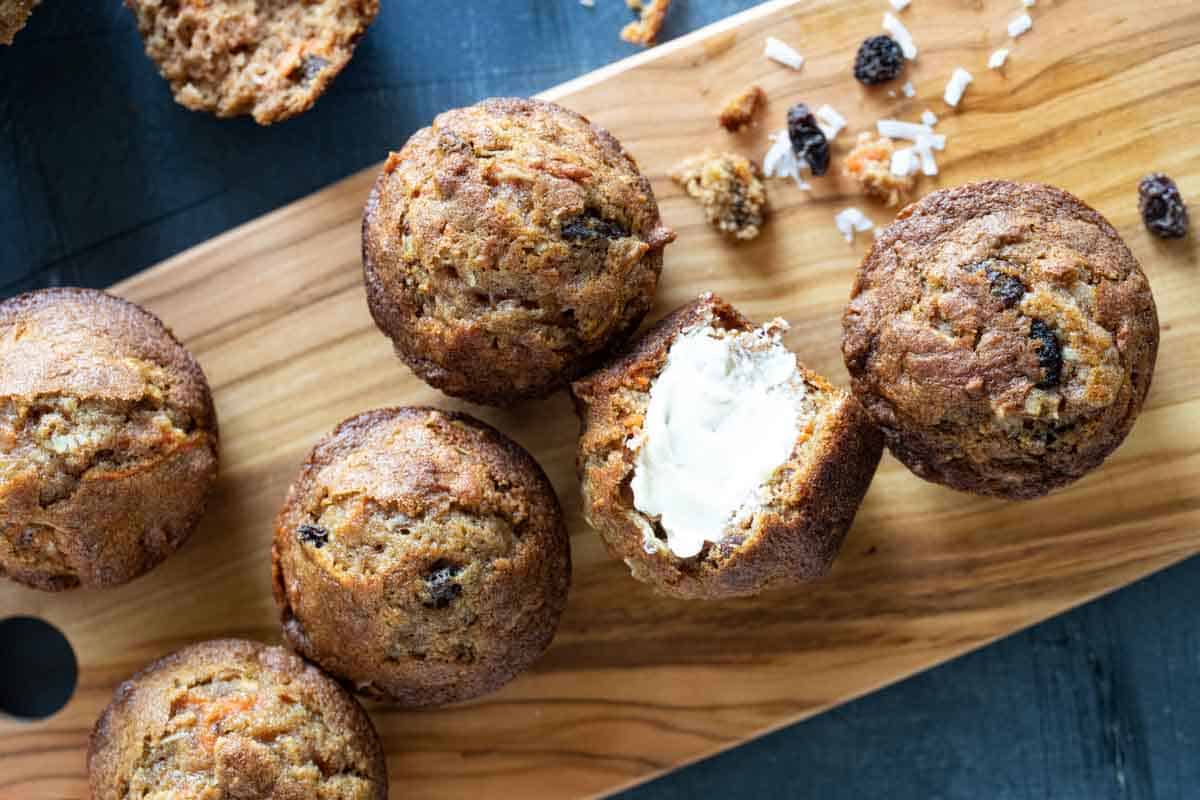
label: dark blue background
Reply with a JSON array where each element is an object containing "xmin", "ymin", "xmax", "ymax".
[{"xmin": 1, "ymin": 2, "xmax": 1196, "ymax": 797}]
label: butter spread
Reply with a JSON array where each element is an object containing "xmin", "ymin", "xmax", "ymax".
[{"xmin": 629, "ymin": 322, "xmax": 807, "ymax": 558}]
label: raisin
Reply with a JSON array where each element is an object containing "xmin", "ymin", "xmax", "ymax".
[
  {"xmin": 1029, "ymin": 319, "xmax": 1062, "ymax": 389},
  {"xmin": 983, "ymin": 263, "xmax": 1027, "ymax": 308},
  {"xmin": 1138, "ymin": 173, "xmax": 1189, "ymax": 239},
  {"xmin": 561, "ymin": 212, "xmax": 629, "ymax": 242},
  {"xmin": 853, "ymin": 36, "xmax": 905, "ymax": 85},
  {"xmin": 296, "ymin": 523, "xmax": 329, "ymax": 548},
  {"xmin": 299, "ymin": 55, "xmax": 329, "ymax": 85},
  {"xmin": 786, "ymin": 103, "xmax": 830, "ymax": 176},
  {"xmin": 423, "ymin": 562, "xmax": 463, "ymax": 609}
]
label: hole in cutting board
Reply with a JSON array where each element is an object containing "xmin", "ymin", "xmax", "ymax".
[{"xmin": 0, "ymin": 616, "xmax": 78, "ymax": 720}]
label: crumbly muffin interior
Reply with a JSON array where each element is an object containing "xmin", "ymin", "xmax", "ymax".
[{"xmin": 126, "ymin": 0, "xmax": 379, "ymax": 124}]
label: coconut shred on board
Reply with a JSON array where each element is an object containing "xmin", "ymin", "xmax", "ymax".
[
  {"xmin": 882, "ymin": 12, "xmax": 917, "ymax": 59},
  {"xmin": 764, "ymin": 37, "xmax": 805, "ymax": 70}
]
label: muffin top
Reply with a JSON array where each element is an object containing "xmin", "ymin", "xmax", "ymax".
[
  {"xmin": 125, "ymin": 0, "xmax": 379, "ymax": 124},
  {"xmin": 573, "ymin": 295, "xmax": 882, "ymax": 598},
  {"xmin": 843, "ymin": 180, "xmax": 1158, "ymax": 498},
  {"xmin": 273, "ymin": 406, "xmax": 570, "ymax": 706},
  {"xmin": 363, "ymin": 97, "xmax": 675, "ymax": 405},
  {"xmin": 88, "ymin": 638, "xmax": 387, "ymax": 800},
  {"xmin": 0, "ymin": 288, "xmax": 218, "ymax": 590}
]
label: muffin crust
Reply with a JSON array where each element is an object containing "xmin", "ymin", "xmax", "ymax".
[
  {"xmin": 842, "ymin": 180, "xmax": 1159, "ymax": 498},
  {"xmin": 88, "ymin": 638, "xmax": 387, "ymax": 800},
  {"xmin": 273, "ymin": 406, "xmax": 571, "ymax": 706},
  {"xmin": 0, "ymin": 288, "xmax": 219, "ymax": 591},
  {"xmin": 363, "ymin": 97, "xmax": 675, "ymax": 405},
  {"xmin": 125, "ymin": 0, "xmax": 379, "ymax": 124},
  {"xmin": 572, "ymin": 295, "xmax": 883, "ymax": 599},
  {"xmin": 0, "ymin": 0, "xmax": 37, "ymax": 45}
]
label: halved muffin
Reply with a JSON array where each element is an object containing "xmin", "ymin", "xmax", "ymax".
[{"xmin": 572, "ymin": 294, "xmax": 883, "ymax": 599}]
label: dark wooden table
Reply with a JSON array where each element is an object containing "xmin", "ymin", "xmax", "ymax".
[{"xmin": 1, "ymin": 2, "xmax": 1196, "ymax": 797}]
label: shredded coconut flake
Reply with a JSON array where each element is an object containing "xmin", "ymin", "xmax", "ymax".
[
  {"xmin": 815, "ymin": 104, "xmax": 847, "ymax": 141},
  {"xmin": 988, "ymin": 48, "xmax": 1010, "ymax": 69},
  {"xmin": 889, "ymin": 0, "xmax": 911, "ymax": 10},
  {"xmin": 763, "ymin": 130, "xmax": 812, "ymax": 190},
  {"xmin": 1008, "ymin": 13, "xmax": 1033, "ymax": 38},
  {"xmin": 917, "ymin": 144, "xmax": 939, "ymax": 175},
  {"xmin": 836, "ymin": 208, "xmax": 875, "ymax": 243},
  {"xmin": 921, "ymin": 109, "xmax": 939, "ymax": 126},
  {"xmin": 943, "ymin": 67, "xmax": 973, "ymax": 107},
  {"xmin": 890, "ymin": 147, "xmax": 919, "ymax": 177},
  {"xmin": 902, "ymin": 80, "xmax": 916, "ymax": 97},
  {"xmin": 579, "ymin": 0, "xmax": 594, "ymax": 6},
  {"xmin": 883, "ymin": 12, "xmax": 918, "ymax": 59},
  {"xmin": 877, "ymin": 118, "xmax": 934, "ymax": 141},
  {"xmin": 1023, "ymin": 0, "xmax": 1035, "ymax": 7},
  {"xmin": 765, "ymin": 37, "xmax": 805, "ymax": 70}
]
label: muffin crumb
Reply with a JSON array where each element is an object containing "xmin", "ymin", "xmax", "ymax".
[
  {"xmin": 0, "ymin": 0, "xmax": 38, "ymax": 45},
  {"xmin": 621, "ymin": 0, "xmax": 671, "ymax": 46},
  {"xmin": 844, "ymin": 132, "xmax": 915, "ymax": 206},
  {"xmin": 671, "ymin": 151, "xmax": 767, "ymax": 241},
  {"xmin": 718, "ymin": 85, "xmax": 766, "ymax": 132}
]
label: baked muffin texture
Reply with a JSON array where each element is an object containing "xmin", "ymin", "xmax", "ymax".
[
  {"xmin": 0, "ymin": 288, "xmax": 219, "ymax": 591},
  {"xmin": 125, "ymin": 0, "xmax": 379, "ymax": 125},
  {"xmin": 88, "ymin": 638, "xmax": 387, "ymax": 800},
  {"xmin": 0, "ymin": 0, "xmax": 37, "ymax": 45},
  {"xmin": 363, "ymin": 97, "xmax": 676, "ymax": 405},
  {"xmin": 843, "ymin": 180, "xmax": 1159, "ymax": 499},
  {"xmin": 572, "ymin": 294, "xmax": 883, "ymax": 599},
  {"xmin": 273, "ymin": 406, "xmax": 571, "ymax": 707}
]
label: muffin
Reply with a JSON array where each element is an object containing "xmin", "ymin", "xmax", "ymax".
[
  {"xmin": 125, "ymin": 0, "xmax": 379, "ymax": 125},
  {"xmin": 571, "ymin": 294, "xmax": 883, "ymax": 599},
  {"xmin": 362, "ymin": 97, "xmax": 676, "ymax": 406},
  {"xmin": 842, "ymin": 180, "xmax": 1159, "ymax": 499},
  {"xmin": 88, "ymin": 639, "xmax": 387, "ymax": 799},
  {"xmin": 0, "ymin": 0, "xmax": 37, "ymax": 45},
  {"xmin": 272, "ymin": 406, "xmax": 571, "ymax": 707},
  {"xmin": 0, "ymin": 288, "xmax": 219, "ymax": 591}
]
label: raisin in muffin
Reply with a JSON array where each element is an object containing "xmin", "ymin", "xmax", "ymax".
[
  {"xmin": 0, "ymin": 0, "xmax": 38, "ymax": 45},
  {"xmin": 363, "ymin": 97, "xmax": 676, "ymax": 406},
  {"xmin": 273, "ymin": 406, "xmax": 571, "ymax": 707},
  {"xmin": 842, "ymin": 180, "xmax": 1159, "ymax": 499},
  {"xmin": 0, "ymin": 288, "xmax": 219, "ymax": 591},
  {"xmin": 572, "ymin": 294, "xmax": 883, "ymax": 599},
  {"xmin": 125, "ymin": 0, "xmax": 379, "ymax": 124},
  {"xmin": 88, "ymin": 639, "xmax": 387, "ymax": 799}
]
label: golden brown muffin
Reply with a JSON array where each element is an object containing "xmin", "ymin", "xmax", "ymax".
[
  {"xmin": 843, "ymin": 180, "xmax": 1159, "ymax": 499},
  {"xmin": 0, "ymin": 288, "xmax": 219, "ymax": 591},
  {"xmin": 362, "ymin": 97, "xmax": 676, "ymax": 406},
  {"xmin": 88, "ymin": 638, "xmax": 387, "ymax": 800},
  {"xmin": 124, "ymin": 0, "xmax": 379, "ymax": 125},
  {"xmin": 0, "ymin": 0, "xmax": 37, "ymax": 45},
  {"xmin": 670, "ymin": 151, "xmax": 767, "ymax": 241},
  {"xmin": 272, "ymin": 406, "xmax": 571, "ymax": 707},
  {"xmin": 572, "ymin": 294, "xmax": 883, "ymax": 599}
]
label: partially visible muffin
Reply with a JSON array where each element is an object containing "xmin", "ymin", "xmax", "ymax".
[
  {"xmin": 572, "ymin": 294, "xmax": 883, "ymax": 599},
  {"xmin": 88, "ymin": 639, "xmax": 387, "ymax": 800},
  {"xmin": 0, "ymin": 0, "xmax": 38, "ymax": 45},
  {"xmin": 124, "ymin": 0, "xmax": 379, "ymax": 124},
  {"xmin": 273, "ymin": 406, "xmax": 571, "ymax": 707},
  {"xmin": 843, "ymin": 180, "xmax": 1159, "ymax": 499},
  {"xmin": 363, "ymin": 97, "xmax": 676, "ymax": 405},
  {"xmin": 0, "ymin": 288, "xmax": 219, "ymax": 591}
]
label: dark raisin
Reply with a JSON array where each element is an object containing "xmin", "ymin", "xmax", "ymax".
[
  {"xmin": 853, "ymin": 35, "xmax": 905, "ymax": 85},
  {"xmin": 423, "ymin": 562, "xmax": 463, "ymax": 609},
  {"xmin": 983, "ymin": 263, "xmax": 1027, "ymax": 308},
  {"xmin": 786, "ymin": 103, "xmax": 830, "ymax": 176},
  {"xmin": 299, "ymin": 55, "xmax": 329, "ymax": 85},
  {"xmin": 1029, "ymin": 319, "xmax": 1062, "ymax": 389},
  {"xmin": 561, "ymin": 212, "xmax": 629, "ymax": 242},
  {"xmin": 297, "ymin": 523, "xmax": 329, "ymax": 548},
  {"xmin": 1138, "ymin": 173, "xmax": 1189, "ymax": 239}
]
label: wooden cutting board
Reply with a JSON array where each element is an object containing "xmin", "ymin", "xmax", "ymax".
[{"xmin": 2, "ymin": 0, "xmax": 1198, "ymax": 796}]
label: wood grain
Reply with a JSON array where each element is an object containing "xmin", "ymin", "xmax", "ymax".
[{"xmin": 2, "ymin": 0, "xmax": 1199, "ymax": 797}]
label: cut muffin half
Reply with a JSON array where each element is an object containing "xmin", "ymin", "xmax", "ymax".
[{"xmin": 572, "ymin": 293, "xmax": 883, "ymax": 599}]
